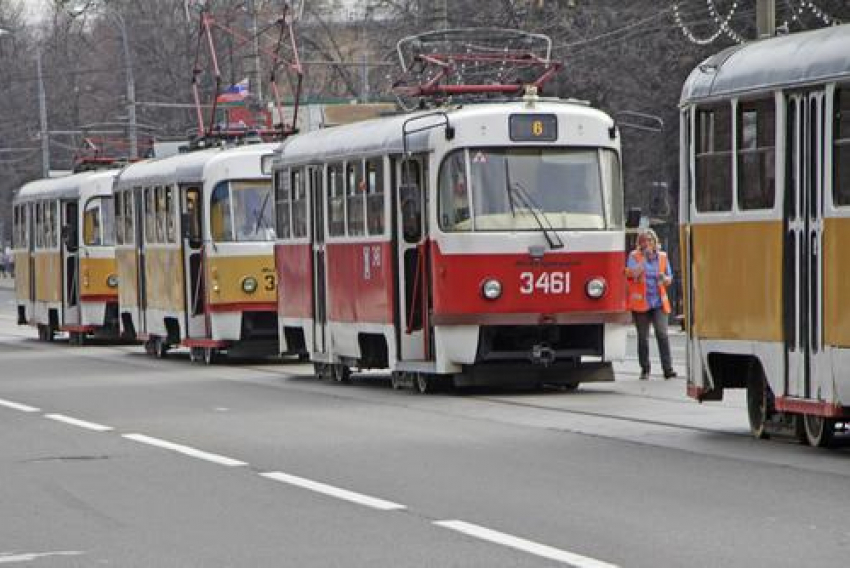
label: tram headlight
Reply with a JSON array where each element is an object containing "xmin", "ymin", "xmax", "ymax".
[
  {"xmin": 585, "ymin": 277, "xmax": 607, "ymax": 299},
  {"xmin": 481, "ymin": 278, "xmax": 503, "ymax": 300},
  {"xmin": 241, "ymin": 276, "xmax": 259, "ymax": 294},
  {"xmin": 107, "ymin": 274, "xmax": 119, "ymax": 288}
]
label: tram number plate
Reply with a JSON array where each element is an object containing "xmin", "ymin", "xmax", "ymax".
[{"xmin": 519, "ymin": 272, "xmax": 570, "ymax": 295}]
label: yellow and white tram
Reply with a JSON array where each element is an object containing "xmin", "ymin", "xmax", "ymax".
[
  {"xmin": 680, "ymin": 25, "xmax": 850, "ymax": 446},
  {"xmin": 113, "ymin": 143, "xmax": 280, "ymax": 362},
  {"xmin": 13, "ymin": 169, "xmax": 121, "ymax": 343}
]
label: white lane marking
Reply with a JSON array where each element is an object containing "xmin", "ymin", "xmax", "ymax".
[
  {"xmin": 260, "ymin": 471, "xmax": 406, "ymax": 511},
  {"xmin": 123, "ymin": 434, "xmax": 247, "ymax": 467},
  {"xmin": 45, "ymin": 414, "xmax": 113, "ymax": 432},
  {"xmin": 434, "ymin": 520, "xmax": 619, "ymax": 568},
  {"xmin": 0, "ymin": 551, "xmax": 84, "ymax": 563},
  {"xmin": 0, "ymin": 399, "xmax": 40, "ymax": 413}
]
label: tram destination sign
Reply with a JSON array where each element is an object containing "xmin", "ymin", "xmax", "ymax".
[{"xmin": 509, "ymin": 114, "xmax": 558, "ymax": 142}]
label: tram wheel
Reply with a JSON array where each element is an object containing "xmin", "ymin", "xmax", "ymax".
[
  {"xmin": 143, "ymin": 339, "xmax": 156, "ymax": 356},
  {"xmin": 313, "ymin": 363, "xmax": 328, "ymax": 380},
  {"xmin": 390, "ymin": 372, "xmax": 403, "ymax": 390},
  {"xmin": 414, "ymin": 373, "xmax": 433, "ymax": 394},
  {"xmin": 203, "ymin": 347, "xmax": 218, "ymax": 365},
  {"xmin": 332, "ymin": 364, "xmax": 351, "ymax": 384},
  {"xmin": 189, "ymin": 347, "xmax": 203, "ymax": 363},
  {"xmin": 801, "ymin": 414, "xmax": 835, "ymax": 448},
  {"xmin": 154, "ymin": 338, "xmax": 168, "ymax": 359},
  {"xmin": 746, "ymin": 367, "xmax": 771, "ymax": 440}
]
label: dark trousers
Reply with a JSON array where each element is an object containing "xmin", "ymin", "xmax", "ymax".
[{"xmin": 633, "ymin": 308, "xmax": 673, "ymax": 374}]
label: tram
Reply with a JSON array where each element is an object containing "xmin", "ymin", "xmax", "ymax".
[
  {"xmin": 12, "ymin": 169, "xmax": 121, "ymax": 343},
  {"xmin": 680, "ymin": 24, "xmax": 850, "ymax": 446},
  {"xmin": 273, "ymin": 93, "xmax": 629, "ymax": 391},
  {"xmin": 113, "ymin": 143, "xmax": 282, "ymax": 362}
]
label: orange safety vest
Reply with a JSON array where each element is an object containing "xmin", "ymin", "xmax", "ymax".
[{"xmin": 625, "ymin": 250, "xmax": 671, "ymax": 314}]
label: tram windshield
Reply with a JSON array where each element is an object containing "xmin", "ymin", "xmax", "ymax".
[
  {"xmin": 438, "ymin": 148, "xmax": 623, "ymax": 232},
  {"xmin": 210, "ymin": 180, "xmax": 276, "ymax": 242}
]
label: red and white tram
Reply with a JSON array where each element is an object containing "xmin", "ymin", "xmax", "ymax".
[{"xmin": 273, "ymin": 93, "xmax": 629, "ymax": 391}]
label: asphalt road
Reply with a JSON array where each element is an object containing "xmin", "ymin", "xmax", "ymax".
[{"xmin": 1, "ymin": 282, "xmax": 849, "ymax": 568}]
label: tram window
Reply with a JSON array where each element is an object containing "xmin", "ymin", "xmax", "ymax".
[
  {"xmin": 400, "ymin": 161, "xmax": 422, "ymax": 243},
  {"xmin": 34, "ymin": 203, "xmax": 42, "ymax": 249},
  {"xmin": 366, "ymin": 158, "xmax": 385, "ymax": 236},
  {"xmin": 156, "ymin": 187, "xmax": 169, "ymax": 243},
  {"xmin": 602, "ymin": 150, "xmax": 624, "ymax": 228},
  {"xmin": 327, "ymin": 164, "xmax": 345, "ymax": 237},
  {"xmin": 115, "ymin": 193, "xmax": 124, "ymax": 245},
  {"xmin": 165, "ymin": 187, "xmax": 176, "ymax": 243},
  {"xmin": 292, "ymin": 168, "xmax": 308, "ymax": 238},
  {"xmin": 210, "ymin": 182, "xmax": 233, "ymax": 241},
  {"xmin": 144, "ymin": 188, "xmax": 156, "ymax": 243},
  {"xmin": 438, "ymin": 150, "xmax": 471, "ymax": 231},
  {"xmin": 123, "ymin": 191, "xmax": 135, "ymax": 245},
  {"xmin": 695, "ymin": 105, "xmax": 733, "ymax": 212},
  {"xmin": 346, "ymin": 161, "xmax": 365, "ymax": 236},
  {"xmin": 83, "ymin": 200, "xmax": 102, "ymax": 246},
  {"xmin": 737, "ymin": 99, "xmax": 776, "ymax": 210},
  {"xmin": 275, "ymin": 170, "xmax": 291, "ymax": 240},
  {"xmin": 834, "ymin": 88, "xmax": 850, "ymax": 206},
  {"xmin": 185, "ymin": 187, "xmax": 202, "ymax": 243},
  {"xmin": 47, "ymin": 201, "xmax": 58, "ymax": 248},
  {"xmin": 231, "ymin": 180, "xmax": 275, "ymax": 241}
]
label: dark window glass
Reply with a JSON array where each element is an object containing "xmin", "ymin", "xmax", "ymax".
[
  {"xmin": 346, "ymin": 161, "xmax": 365, "ymax": 236},
  {"xmin": 695, "ymin": 105, "xmax": 733, "ymax": 212},
  {"xmin": 366, "ymin": 158, "xmax": 384, "ymax": 236},
  {"xmin": 737, "ymin": 99, "xmax": 776, "ymax": 210},
  {"xmin": 210, "ymin": 182, "xmax": 233, "ymax": 241},
  {"xmin": 327, "ymin": 164, "xmax": 345, "ymax": 237},
  {"xmin": 275, "ymin": 170, "xmax": 291, "ymax": 239},
  {"xmin": 834, "ymin": 88, "xmax": 850, "ymax": 206},
  {"xmin": 292, "ymin": 169, "xmax": 307, "ymax": 238}
]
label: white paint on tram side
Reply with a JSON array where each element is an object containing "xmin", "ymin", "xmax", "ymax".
[
  {"xmin": 0, "ymin": 398, "xmax": 40, "ymax": 413},
  {"xmin": 122, "ymin": 433, "xmax": 248, "ymax": 467},
  {"xmin": 260, "ymin": 471, "xmax": 407, "ymax": 511},
  {"xmin": 44, "ymin": 414, "xmax": 114, "ymax": 432},
  {"xmin": 434, "ymin": 520, "xmax": 619, "ymax": 568}
]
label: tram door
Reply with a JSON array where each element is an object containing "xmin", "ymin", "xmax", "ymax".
[
  {"xmin": 133, "ymin": 189, "xmax": 148, "ymax": 333},
  {"xmin": 785, "ymin": 91, "xmax": 827, "ymax": 400},
  {"xmin": 181, "ymin": 186, "xmax": 206, "ymax": 338},
  {"xmin": 394, "ymin": 156, "xmax": 429, "ymax": 362},
  {"xmin": 61, "ymin": 200, "xmax": 80, "ymax": 326},
  {"xmin": 309, "ymin": 167, "xmax": 328, "ymax": 354}
]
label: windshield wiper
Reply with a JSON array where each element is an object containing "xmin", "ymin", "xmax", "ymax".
[
  {"xmin": 509, "ymin": 180, "xmax": 564, "ymax": 249},
  {"xmin": 253, "ymin": 191, "xmax": 273, "ymax": 235}
]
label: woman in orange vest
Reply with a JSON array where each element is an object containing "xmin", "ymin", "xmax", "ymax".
[{"xmin": 625, "ymin": 228, "xmax": 676, "ymax": 380}]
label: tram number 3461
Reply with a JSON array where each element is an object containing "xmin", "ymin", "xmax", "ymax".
[{"xmin": 519, "ymin": 271, "xmax": 570, "ymax": 295}]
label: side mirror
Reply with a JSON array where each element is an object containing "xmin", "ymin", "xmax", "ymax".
[{"xmin": 625, "ymin": 207, "xmax": 642, "ymax": 229}]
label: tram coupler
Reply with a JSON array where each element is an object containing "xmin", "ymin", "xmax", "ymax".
[{"xmin": 530, "ymin": 343, "xmax": 556, "ymax": 367}]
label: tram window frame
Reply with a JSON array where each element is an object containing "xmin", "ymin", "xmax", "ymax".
[
  {"xmin": 365, "ymin": 157, "xmax": 385, "ymax": 236},
  {"xmin": 833, "ymin": 87, "xmax": 850, "ymax": 207},
  {"xmin": 695, "ymin": 104, "xmax": 733, "ymax": 213},
  {"xmin": 115, "ymin": 192, "xmax": 124, "ymax": 245},
  {"xmin": 275, "ymin": 169, "xmax": 292, "ymax": 240},
  {"xmin": 165, "ymin": 186, "xmax": 176, "ymax": 243},
  {"xmin": 124, "ymin": 190, "xmax": 135, "ymax": 245},
  {"xmin": 83, "ymin": 198, "xmax": 104, "ymax": 246},
  {"xmin": 438, "ymin": 149, "xmax": 471, "ymax": 232},
  {"xmin": 144, "ymin": 187, "xmax": 157, "ymax": 244},
  {"xmin": 346, "ymin": 160, "xmax": 365, "ymax": 236},
  {"xmin": 155, "ymin": 186, "xmax": 167, "ymax": 243},
  {"xmin": 327, "ymin": 163, "xmax": 345, "ymax": 237},
  {"xmin": 737, "ymin": 98, "xmax": 776, "ymax": 210},
  {"xmin": 47, "ymin": 200, "xmax": 58, "ymax": 249},
  {"xmin": 184, "ymin": 186, "xmax": 202, "ymax": 244},
  {"xmin": 291, "ymin": 168, "xmax": 308, "ymax": 239}
]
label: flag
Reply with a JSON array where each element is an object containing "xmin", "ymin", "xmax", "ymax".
[{"xmin": 216, "ymin": 78, "xmax": 250, "ymax": 104}]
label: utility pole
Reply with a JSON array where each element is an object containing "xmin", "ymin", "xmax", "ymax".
[
  {"xmin": 115, "ymin": 14, "xmax": 138, "ymax": 160},
  {"xmin": 246, "ymin": 0, "xmax": 262, "ymax": 101},
  {"xmin": 36, "ymin": 49, "xmax": 49, "ymax": 178},
  {"xmin": 756, "ymin": 0, "xmax": 776, "ymax": 38}
]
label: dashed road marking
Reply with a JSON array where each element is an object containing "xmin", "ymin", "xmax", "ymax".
[
  {"xmin": 122, "ymin": 433, "xmax": 247, "ymax": 467},
  {"xmin": 434, "ymin": 520, "xmax": 619, "ymax": 568},
  {"xmin": 260, "ymin": 471, "xmax": 406, "ymax": 511},
  {"xmin": 44, "ymin": 414, "xmax": 113, "ymax": 432},
  {"xmin": 0, "ymin": 398, "xmax": 40, "ymax": 413}
]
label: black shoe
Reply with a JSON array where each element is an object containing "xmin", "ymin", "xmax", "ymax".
[
  {"xmin": 664, "ymin": 370, "xmax": 677, "ymax": 380},
  {"xmin": 639, "ymin": 370, "xmax": 649, "ymax": 381}
]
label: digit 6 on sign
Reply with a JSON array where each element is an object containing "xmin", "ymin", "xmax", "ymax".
[{"xmin": 520, "ymin": 272, "xmax": 570, "ymax": 295}]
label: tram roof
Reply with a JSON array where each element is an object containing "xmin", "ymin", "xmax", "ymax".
[
  {"xmin": 276, "ymin": 101, "xmax": 606, "ymax": 166},
  {"xmin": 14, "ymin": 169, "xmax": 116, "ymax": 204},
  {"xmin": 681, "ymin": 24, "xmax": 850, "ymax": 104},
  {"xmin": 114, "ymin": 147, "xmax": 222, "ymax": 189}
]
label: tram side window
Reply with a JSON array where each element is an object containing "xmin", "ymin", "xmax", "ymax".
[
  {"xmin": 47, "ymin": 201, "xmax": 57, "ymax": 248},
  {"xmin": 834, "ymin": 88, "xmax": 850, "ymax": 206},
  {"xmin": 34, "ymin": 203, "xmax": 43, "ymax": 249},
  {"xmin": 115, "ymin": 192, "xmax": 124, "ymax": 245},
  {"xmin": 438, "ymin": 150, "xmax": 471, "ymax": 231},
  {"xmin": 366, "ymin": 158, "xmax": 385, "ymax": 236},
  {"xmin": 292, "ymin": 168, "xmax": 307, "ymax": 238},
  {"xmin": 327, "ymin": 164, "xmax": 345, "ymax": 237},
  {"xmin": 695, "ymin": 105, "xmax": 733, "ymax": 212},
  {"xmin": 737, "ymin": 99, "xmax": 776, "ymax": 210},
  {"xmin": 144, "ymin": 188, "xmax": 156, "ymax": 243},
  {"xmin": 346, "ymin": 161, "xmax": 365, "ymax": 236},
  {"xmin": 275, "ymin": 169, "xmax": 291, "ymax": 240},
  {"xmin": 165, "ymin": 187, "xmax": 176, "ymax": 243},
  {"xmin": 123, "ymin": 191, "xmax": 135, "ymax": 245},
  {"xmin": 210, "ymin": 182, "xmax": 233, "ymax": 241}
]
